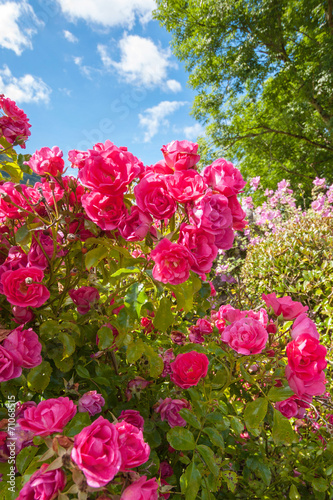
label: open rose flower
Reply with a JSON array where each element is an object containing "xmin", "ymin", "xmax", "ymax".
[
  {"xmin": 71, "ymin": 416, "xmax": 122, "ymax": 488},
  {"xmin": 82, "ymin": 191, "xmax": 126, "ymax": 231},
  {"xmin": 1, "ymin": 267, "xmax": 50, "ymax": 308},
  {"xmin": 3, "ymin": 326, "xmax": 42, "ymax": 369},
  {"xmin": 286, "ymin": 366, "xmax": 326, "ymax": 397},
  {"xmin": 118, "ymin": 410, "xmax": 145, "ymax": 431},
  {"xmin": 161, "ymin": 140, "xmax": 200, "ymax": 171},
  {"xmin": 78, "ymin": 391, "xmax": 105, "ymax": 416},
  {"xmin": 178, "ymin": 224, "xmax": 218, "ymax": 275},
  {"xmin": 26, "ymin": 146, "xmax": 65, "ymax": 176},
  {"xmin": 0, "ymin": 96, "xmax": 31, "ymax": 147},
  {"xmin": 150, "ymin": 238, "xmax": 194, "ymax": 285},
  {"xmin": 17, "ymin": 464, "xmax": 66, "ymax": 500},
  {"xmin": 166, "ymin": 170, "xmax": 207, "ymax": 202},
  {"xmin": 154, "ymin": 397, "xmax": 191, "ymax": 427},
  {"xmin": 189, "ymin": 190, "xmax": 233, "ymax": 234},
  {"xmin": 0, "ymin": 182, "xmax": 31, "ymax": 220},
  {"xmin": 134, "ymin": 173, "xmax": 177, "ymax": 220},
  {"xmin": 286, "ymin": 334, "xmax": 327, "ymax": 382},
  {"xmin": 121, "ymin": 475, "xmax": 159, "ymax": 500},
  {"xmin": 69, "ymin": 286, "xmax": 100, "ymax": 314},
  {"xmin": 221, "ymin": 318, "xmax": 268, "ymax": 355},
  {"xmin": 118, "ymin": 206, "xmax": 152, "ymax": 241},
  {"xmin": 18, "ymin": 397, "xmax": 77, "ymax": 437},
  {"xmin": 0, "ymin": 345, "xmax": 22, "ymax": 382},
  {"xmin": 115, "ymin": 421, "xmax": 150, "ymax": 471},
  {"xmin": 203, "ymin": 158, "xmax": 246, "ymax": 197},
  {"xmin": 291, "ymin": 313, "xmax": 319, "ymax": 340},
  {"xmin": 275, "ymin": 396, "xmax": 311, "ymax": 419},
  {"xmin": 262, "ymin": 293, "xmax": 308, "ymax": 320},
  {"xmin": 170, "ymin": 351, "xmax": 209, "ymax": 389}
]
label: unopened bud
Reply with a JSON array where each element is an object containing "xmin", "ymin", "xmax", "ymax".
[
  {"xmin": 64, "ymin": 216, "xmax": 71, "ymax": 224},
  {"xmin": 14, "ymin": 184, "xmax": 23, "ymax": 193},
  {"xmin": 49, "ymin": 181, "xmax": 56, "ymax": 191}
]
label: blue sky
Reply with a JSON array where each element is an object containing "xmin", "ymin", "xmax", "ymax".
[{"xmin": 0, "ymin": 0, "xmax": 204, "ymax": 173}]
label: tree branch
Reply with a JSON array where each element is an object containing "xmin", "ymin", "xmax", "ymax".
[{"xmin": 326, "ymin": 0, "xmax": 333, "ymax": 31}]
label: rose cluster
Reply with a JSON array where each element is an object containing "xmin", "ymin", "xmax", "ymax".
[{"xmin": 0, "ymin": 95, "xmax": 31, "ymax": 148}]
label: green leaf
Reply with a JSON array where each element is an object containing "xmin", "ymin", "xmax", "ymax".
[
  {"xmin": 27, "ymin": 361, "xmax": 52, "ymax": 393},
  {"xmin": 272, "ymin": 409, "xmax": 296, "ymax": 446},
  {"xmin": 203, "ymin": 427, "xmax": 224, "ymax": 449},
  {"xmin": 124, "ymin": 283, "xmax": 147, "ymax": 318},
  {"xmin": 289, "ymin": 484, "xmax": 301, "ymax": 500},
  {"xmin": 153, "ymin": 297, "xmax": 174, "ymax": 331},
  {"xmin": 144, "ymin": 345, "xmax": 164, "ymax": 378},
  {"xmin": 179, "ymin": 408, "xmax": 201, "ymax": 429},
  {"xmin": 110, "ymin": 267, "xmax": 140, "ymax": 279},
  {"xmin": 197, "ymin": 445, "xmax": 219, "ymax": 477},
  {"xmin": 312, "ymin": 478, "xmax": 328, "ymax": 492},
  {"xmin": 230, "ymin": 416, "xmax": 244, "ymax": 435},
  {"xmin": 267, "ymin": 386, "xmax": 295, "ymax": 402},
  {"xmin": 76, "ymin": 365, "xmax": 90, "ymax": 378},
  {"xmin": 244, "ymin": 397, "xmax": 268, "ymax": 430},
  {"xmin": 127, "ymin": 340, "xmax": 145, "ymax": 363},
  {"xmin": 180, "ymin": 462, "xmax": 202, "ymax": 500},
  {"xmin": 16, "ymin": 446, "xmax": 38, "ymax": 475},
  {"xmin": 257, "ymin": 462, "xmax": 271, "ymax": 486},
  {"xmin": 221, "ymin": 471, "xmax": 238, "ymax": 493},
  {"xmin": 63, "ymin": 412, "xmax": 91, "ymax": 437},
  {"xmin": 15, "ymin": 224, "xmax": 30, "ymax": 244},
  {"xmin": 85, "ymin": 246, "xmax": 108, "ymax": 269},
  {"xmin": 58, "ymin": 332, "xmax": 76, "ymax": 359},
  {"xmin": 97, "ymin": 326, "xmax": 115, "ymax": 350},
  {"xmin": 167, "ymin": 427, "xmax": 196, "ymax": 450}
]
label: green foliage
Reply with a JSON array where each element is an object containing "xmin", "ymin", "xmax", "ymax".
[{"xmin": 154, "ymin": 0, "xmax": 333, "ymax": 192}]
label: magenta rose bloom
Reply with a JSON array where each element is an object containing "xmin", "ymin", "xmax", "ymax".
[
  {"xmin": 3, "ymin": 326, "xmax": 42, "ymax": 369},
  {"xmin": 79, "ymin": 141, "xmax": 143, "ymax": 195},
  {"xmin": 118, "ymin": 206, "xmax": 153, "ymax": 241},
  {"xmin": 12, "ymin": 306, "xmax": 34, "ymax": 325},
  {"xmin": 121, "ymin": 475, "xmax": 159, "ymax": 500},
  {"xmin": 33, "ymin": 180, "xmax": 64, "ymax": 206},
  {"xmin": 262, "ymin": 293, "xmax": 308, "ymax": 320},
  {"xmin": 18, "ymin": 397, "xmax": 77, "ymax": 437},
  {"xmin": 150, "ymin": 238, "xmax": 194, "ymax": 285},
  {"xmin": 82, "ymin": 190, "xmax": 126, "ymax": 231},
  {"xmin": 228, "ymin": 195, "xmax": 247, "ymax": 230},
  {"xmin": 115, "ymin": 421, "xmax": 150, "ymax": 471},
  {"xmin": 26, "ymin": 146, "xmax": 65, "ymax": 177},
  {"xmin": 275, "ymin": 396, "xmax": 310, "ymax": 419},
  {"xmin": 166, "ymin": 170, "xmax": 207, "ymax": 203},
  {"xmin": 170, "ymin": 351, "xmax": 209, "ymax": 389},
  {"xmin": 134, "ymin": 173, "xmax": 177, "ymax": 220},
  {"xmin": 0, "ymin": 245, "xmax": 28, "ymax": 293},
  {"xmin": 17, "ymin": 463, "xmax": 66, "ymax": 500},
  {"xmin": 78, "ymin": 390, "xmax": 105, "ymax": 416},
  {"xmin": 286, "ymin": 334, "xmax": 327, "ymax": 382},
  {"xmin": 28, "ymin": 232, "xmax": 63, "ymax": 270},
  {"xmin": 221, "ymin": 318, "xmax": 268, "ymax": 355},
  {"xmin": 214, "ymin": 227, "xmax": 235, "ymax": 250},
  {"xmin": 218, "ymin": 305, "xmax": 246, "ymax": 323},
  {"xmin": 119, "ymin": 410, "xmax": 145, "ymax": 431},
  {"xmin": 291, "ymin": 313, "xmax": 319, "ymax": 340},
  {"xmin": 71, "ymin": 416, "xmax": 122, "ymax": 488},
  {"xmin": 178, "ymin": 224, "xmax": 218, "ymax": 275},
  {"xmin": 159, "ymin": 461, "xmax": 174, "ymax": 479},
  {"xmin": 189, "ymin": 190, "xmax": 233, "ymax": 234},
  {"xmin": 154, "ymin": 397, "xmax": 191, "ymax": 427},
  {"xmin": 69, "ymin": 286, "xmax": 100, "ymax": 314},
  {"xmin": 1, "ymin": 267, "xmax": 50, "ymax": 308},
  {"xmin": 0, "ymin": 345, "xmax": 22, "ymax": 382},
  {"xmin": 0, "ymin": 96, "xmax": 31, "ymax": 148},
  {"xmin": 286, "ymin": 365, "xmax": 326, "ymax": 397},
  {"xmin": 0, "ymin": 182, "xmax": 31, "ymax": 220},
  {"xmin": 203, "ymin": 158, "xmax": 246, "ymax": 197},
  {"xmin": 161, "ymin": 140, "xmax": 200, "ymax": 171}
]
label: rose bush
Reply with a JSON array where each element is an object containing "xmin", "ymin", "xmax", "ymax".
[{"xmin": 0, "ymin": 97, "xmax": 331, "ymax": 500}]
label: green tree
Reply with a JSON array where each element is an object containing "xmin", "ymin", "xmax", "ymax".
[{"xmin": 155, "ymin": 0, "xmax": 333, "ymax": 193}]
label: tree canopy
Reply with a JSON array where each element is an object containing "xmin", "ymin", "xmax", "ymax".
[{"xmin": 154, "ymin": 0, "xmax": 333, "ymax": 192}]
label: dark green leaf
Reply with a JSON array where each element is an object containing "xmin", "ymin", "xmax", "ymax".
[
  {"xmin": 180, "ymin": 462, "xmax": 202, "ymax": 500},
  {"xmin": 244, "ymin": 398, "xmax": 268, "ymax": 430},
  {"xmin": 167, "ymin": 427, "xmax": 196, "ymax": 450},
  {"xmin": 272, "ymin": 409, "xmax": 296, "ymax": 446},
  {"xmin": 27, "ymin": 361, "xmax": 52, "ymax": 393},
  {"xmin": 197, "ymin": 445, "xmax": 219, "ymax": 477},
  {"xmin": 179, "ymin": 409, "xmax": 201, "ymax": 429},
  {"xmin": 64, "ymin": 412, "xmax": 91, "ymax": 437},
  {"xmin": 16, "ymin": 446, "xmax": 38, "ymax": 475},
  {"xmin": 85, "ymin": 246, "xmax": 108, "ymax": 269},
  {"xmin": 153, "ymin": 297, "xmax": 174, "ymax": 331},
  {"xmin": 203, "ymin": 427, "xmax": 224, "ymax": 449},
  {"xmin": 267, "ymin": 386, "xmax": 295, "ymax": 402},
  {"xmin": 127, "ymin": 340, "xmax": 145, "ymax": 363}
]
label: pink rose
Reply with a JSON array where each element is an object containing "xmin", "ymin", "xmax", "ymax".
[
  {"xmin": 159, "ymin": 461, "xmax": 174, "ymax": 479},
  {"xmin": 0, "ymin": 246, "xmax": 28, "ymax": 293},
  {"xmin": 196, "ymin": 318, "xmax": 213, "ymax": 335},
  {"xmin": 170, "ymin": 330, "xmax": 187, "ymax": 345},
  {"xmin": 178, "ymin": 224, "xmax": 218, "ymax": 275},
  {"xmin": 286, "ymin": 334, "xmax": 327, "ymax": 382},
  {"xmin": 71, "ymin": 416, "xmax": 122, "ymax": 488},
  {"xmin": 26, "ymin": 146, "xmax": 65, "ymax": 176},
  {"xmin": 214, "ymin": 227, "xmax": 235, "ymax": 250},
  {"xmin": 62, "ymin": 175, "xmax": 85, "ymax": 206},
  {"xmin": 78, "ymin": 390, "xmax": 105, "ymax": 416},
  {"xmin": 78, "ymin": 141, "xmax": 143, "ymax": 195},
  {"xmin": 0, "ymin": 183, "xmax": 31, "ymax": 220},
  {"xmin": 121, "ymin": 475, "xmax": 159, "ymax": 500},
  {"xmin": 166, "ymin": 170, "xmax": 207, "ymax": 203},
  {"xmin": 17, "ymin": 463, "xmax": 66, "ymax": 500},
  {"xmin": 275, "ymin": 396, "xmax": 310, "ymax": 419},
  {"xmin": 0, "ymin": 96, "xmax": 31, "ymax": 148},
  {"xmin": 18, "ymin": 397, "xmax": 77, "ymax": 437},
  {"xmin": 134, "ymin": 173, "xmax": 177, "ymax": 220},
  {"xmin": 34, "ymin": 180, "xmax": 64, "ymax": 206},
  {"xmin": 221, "ymin": 318, "xmax": 268, "ymax": 355},
  {"xmin": 68, "ymin": 149, "xmax": 89, "ymax": 169},
  {"xmin": 28, "ymin": 232, "xmax": 62, "ymax": 270},
  {"xmin": 291, "ymin": 313, "xmax": 319, "ymax": 340},
  {"xmin": 82, "ymin": 191, "xmax": 126, "ymax": 231},
  {"xmin": 1, "ymin": 267, "xmax": 50, "ymax": 308},
  {"xmin": 119, "ymin": 410, "xmax": 145, "ymax": 431},
  {"xmin": 12, "ymin": 306, "xmax": 34, "ymax": 325},
  {"xmin": 170, "ymin": 351, "xmax": 209, "ymax": 389},
  {"xmin": 188, "ymin": 326, "xmax": 205, "ymax": 344},
  {"xmin": 202, "ymin": 158, "xmax": 246, "ymax": 197},
  {"xmin": 150, "ymin": 238, "xmax": 194, "ymax": 285},
  {"xmin": 154, "ymin": 397, "xmax": 191, "ymax": 427},
  {"xmin": 228, "ymin": 195, "xmax": 247, "ymax": 230},
  {"xmin": 115, "ymin": 421, "xmax": 150, "ymax": 471},
  {"xmin": 161, "ymin": 140, "xmax": 200, "ymax": 171},
  {"xmin": 262, "ymin": 293, "xmax": 308, "ymax": 320},
  {"xmin": 15, "ymin": 401, "xmax": 37, "ymax": 418},
  {"xmin": 0, "ymin": 345, "xmax": 22, "ymax": 382},
  {"xmin": 69, "ymin": 286, "xmax": 100, "ymax": 314},
  {"xmin": 118, "ymin": 206, "xmax": 152, "ymax": 241},
  {"xmin": 245, "ymin": 308, "xmax": 268, "ymax": 328},
  {"xmin": 3, "ymin": 326, "xmax": 42, "ymax": 369},
  {"xmin": 218, "ymin": 305, "xmax": 246, "ymax": 323},
  {"xmin": 189, "ymin": 190, "xmax": 233, "ymax": 234},
  {"xmin": 286, "ymin": 366, "xmax": 326, "ymax": 397}
]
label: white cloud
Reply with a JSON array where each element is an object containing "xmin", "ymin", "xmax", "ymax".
[
  {"xmin": 0, "ymin": 0, "xmax": 43, "ymax": 55},
  {"xmin": 166, "ymin": 79, "xmax": 182, "ymax": 93},
  {"xmin": 73, "ymin": 56, "xmax": 93, "ymax": 78},
  {"xmin": 58, "ymin": 87, "xmax": 72, "ymax": 96},
  {"xmin": 55, "ymin": 0, "xmax": 156, "ymax": 29},
  {"xmin": 63, "ymin": 29, "xmax": 78, "ymax": 43},
  {"xmin": 98, "ymin": 35, "xmax": 177, "ymax": 89},
  {"xmin": 183, "ymin": 123, "xmax": 205, "ymax": 140},
  {"xmin": 0, "ymin": 65, "xmax": 51, "ymax": 104},
  {"xmin": 139, "ymin": 101, "xmax": 187, "ymax": 142}
]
